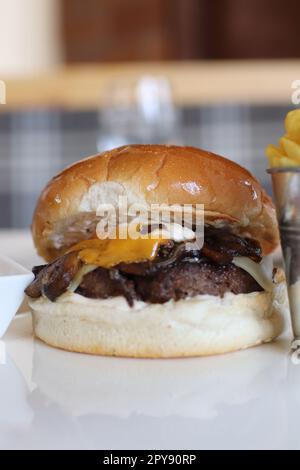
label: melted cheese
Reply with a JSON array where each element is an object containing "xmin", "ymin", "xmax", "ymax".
[
  {"xmin": 232, "ymin": 256, "xmax": 274, "ymax": 292},
  {"xmin": 68, "ymin": 264, "xmax": 97, "ymax": 293},
  {"xmin": 69, "ymin": 237, "xmax": 167, "ymax": 268}
]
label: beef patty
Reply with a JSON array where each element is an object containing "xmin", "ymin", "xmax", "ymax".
[
  {"xmin": 76, "ymin": 260, "xmax": 262, "ymax": 305},
  {"xmin": 25, "ymin": 227, "xmax": 263, "ymax": 305}
]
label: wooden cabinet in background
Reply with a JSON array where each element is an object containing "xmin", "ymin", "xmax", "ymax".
[{"xmin": 62, "ymin": 0, "xmax": 300, "ymax": 62}]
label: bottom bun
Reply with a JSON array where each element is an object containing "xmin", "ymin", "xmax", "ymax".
[{"xmin": 29, "ymin": 284, "xmax": 286, "ymax": 358}]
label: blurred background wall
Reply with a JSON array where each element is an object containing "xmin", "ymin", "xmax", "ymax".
[
  {"xmin": 62, "ymin": 0, "xmax": 300, "ymax": 62},
  {"xmin": 0, "ymin": 0, "xmax": 61, "ymax": 76},
  {"xmin": 0, "ymin": 0, "xmax": 299, "ymax": 229},
  {"xmin": 2, "ymin": 0, "xmax": 300, "ymax": 77}
]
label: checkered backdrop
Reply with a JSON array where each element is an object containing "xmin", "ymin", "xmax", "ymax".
[{"xmin": 0, "ymin": 104, "xmax": 291, "ymax": 228}]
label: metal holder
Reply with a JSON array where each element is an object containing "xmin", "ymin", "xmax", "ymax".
[{"xmin": 268, "ymin": 167, "xmax": 300, "ymax": 353}]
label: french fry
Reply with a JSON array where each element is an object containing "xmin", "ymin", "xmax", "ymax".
[
  {"xmin": 266, "ymin": 110, "xmax": 300, "ymax": 167},
  {"xmin": 277, "ymin": 155, "xmax": 299, "ymax": 167},
  {"xmin": 285, "ymin": 110, "xmax": 300, "ymax": 144},
  {"xmin": 266, "ymin": 145, "xmax": 297, "ymax": 168},
  {"xmin": 266, "ymin": 144, "xmax": 282, "ymax": 159},
  {"xmin": 280, "ymin": 136, "xmax": 300, "ymax": 163}
]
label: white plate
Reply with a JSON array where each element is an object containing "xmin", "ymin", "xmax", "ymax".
[
  {"xmin": 0, "ymin": 255, "xmax": 34, "ymax": 337},
  {"xmin": 1, "ymin": 313, "xmax": 300, "ymax": 450}
]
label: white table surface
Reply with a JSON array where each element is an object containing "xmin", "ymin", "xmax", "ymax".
[
  {"xmin": 0, "ymin": 230, "xmax": 299, "ymax": 450},
  {"xmin": 0, "ymin": 230, "xmax": 43, "ymax": 269}
]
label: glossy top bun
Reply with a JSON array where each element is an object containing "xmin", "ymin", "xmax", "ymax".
[{"xmin": 32, "ymin": 145, "xmax": 279, "ymax": 261}]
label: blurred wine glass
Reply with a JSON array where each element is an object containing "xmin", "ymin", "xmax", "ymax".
[{"xmin": 97, "ymin": 75, "xmax": 181, "ymax": 152}]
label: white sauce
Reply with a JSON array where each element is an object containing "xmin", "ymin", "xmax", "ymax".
[
  {"xmin": 46, "ymin": 289, "xmax": 273, "ymax": 318},
  {"xmin": 150, "ymin": 222, "xmax": 195, "ymax": 242},
  {"xmin": 57, "ymin": 291, "xmax": 145, "ymax": 311}
]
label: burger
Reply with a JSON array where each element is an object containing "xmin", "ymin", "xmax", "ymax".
[{"xmin": 25, "ymin": 145, "xmax": 285, "ymax": 357}]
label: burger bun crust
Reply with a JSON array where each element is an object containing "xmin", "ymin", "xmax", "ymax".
[{"xmin": 31, "ymin": 145, "xmax": 279, "ymax": 261}]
